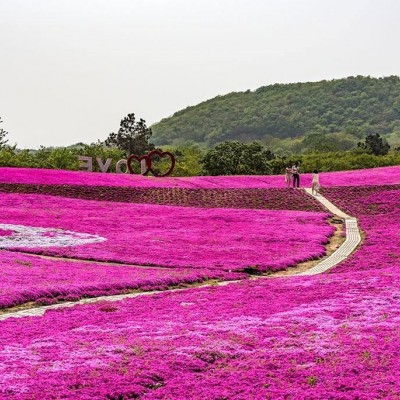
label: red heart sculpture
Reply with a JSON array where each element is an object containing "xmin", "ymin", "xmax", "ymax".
[
  {"xmin": 127, "ymin": 154, "xmax": 151, "ymax": 175},
  {"xmin": 147, "ymin": 150, "xmax": 176, "ymax": 177}
]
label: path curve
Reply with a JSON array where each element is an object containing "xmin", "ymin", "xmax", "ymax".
[
  {"xmin": 300, "ymin": 188, "xmax": 361, "ymax": 275},
  {"xmin": 0, "ymin": 190, "xmax": 362, "ymax": 320}
]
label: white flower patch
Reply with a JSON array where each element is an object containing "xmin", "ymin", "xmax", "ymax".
[{"xmin": 0, "ymin": 224, "xmax": 106, "ymax": 249}]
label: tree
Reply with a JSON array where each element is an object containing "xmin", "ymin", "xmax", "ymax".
[
  {"xmin": 357, "ymin": 133, "xmax": 390, "ymax": 156},
  {"xmin": 201, "ymin": 141, "xmax": 274, "ymax": 176},
  {"xmin": 105, "ymin": 113, "xmax": 154, "ymax": 156},
  {"xmin": 170, "ymin": 145, "xmax": 204, "ymax": 176},
  {"xmin": 302, "ymin": 133, "xmax": 338, "ymax": 153},
  {"xmin": 0, "ymin": 117, "xmax": 9, "ymax": 148},
  {"xmin": 77, "ymin": 142, "xmax": 126, "ymax": 172}
]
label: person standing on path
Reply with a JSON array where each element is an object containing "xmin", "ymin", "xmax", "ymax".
[
  {"xmin": 312, "ymin": 170, "xmax": 320, "ymax": 195},
  {"xmin": 284, "ymin": 164, "xmax": 292, "ymax": 188},
  {"xmin": 292, "ymin": 162, "xmax": 300, "ymax": 188}
]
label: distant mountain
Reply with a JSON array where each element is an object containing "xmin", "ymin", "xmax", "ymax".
[{"xmin": 151, "ymin": 76, "xmax": 400, "ymax": 152}]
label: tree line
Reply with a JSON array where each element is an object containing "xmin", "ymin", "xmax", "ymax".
[{"xmin": 1, "ymin": 112, "xmax": 399, "ymax": 176}]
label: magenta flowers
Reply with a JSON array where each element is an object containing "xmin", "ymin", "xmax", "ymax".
[
  {"xmin": 0, "ymin": 167, "xmax": 399, "ymax": 399},
  {"xmin": 322, "ymin": 184, "xmax": 400, "ymax": 273},
  {"xmin": 0, "ymin": 184, "xmax": 325, "ymax": 211},
  {"xmin": 0, "ymin": 250, "xmax": 244, "ymax": 309},
  {"xmin": 1, "ymin": 270, "xmax": 400, "ymax": 399},
  {"xmin": 0, "ymin": 165, "xmax": 399, "ymax": 188},
  {"xmin": 0, "ymin": 192, "xmax": 332, "ymax": 271}
]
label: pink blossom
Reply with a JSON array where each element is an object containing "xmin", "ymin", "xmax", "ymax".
[
  {"xmin": 0, "ymin": 169, "xmax": 399, "ymax": 398},
  {"xmin": 0, "ymin": 250, "xmax": 244, "ymax": 308},
  {"xmin": 0, "ymin": 192, "xmax": 333, "ymax": 271},
  {"xmin": 0, "ymin": 165, "xmax": 399, "ymax": 188},
  {"xmin": 0, "ymin": 268, "xmax": 400, "ymax": 399}
]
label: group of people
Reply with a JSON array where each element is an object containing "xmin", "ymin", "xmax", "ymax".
[
  {"xmin": 284, "ymin": 163, "xmax": 320, "ymax": 195},
  {"xmin": 285, "ymin": 163, "xmax": 301, "ymax": 188}
]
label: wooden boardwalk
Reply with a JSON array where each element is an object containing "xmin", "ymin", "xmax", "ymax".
[{"xmin": 299, "ymin": 188, "xmax": 361, "ymax": 275}]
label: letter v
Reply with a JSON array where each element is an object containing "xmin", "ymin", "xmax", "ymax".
[{"xmin": 96, "ymin": 157, "xmax": 112, "ymax": 173}]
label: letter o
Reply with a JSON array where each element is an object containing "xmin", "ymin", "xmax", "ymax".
[{"xmin": 116, "ymin": 159, "xmax": 128, "ymax": 174}]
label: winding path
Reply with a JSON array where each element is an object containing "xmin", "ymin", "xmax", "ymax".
[
  {"xmin": 299, "ymin": 188, "xmax": 361, "ymax": 275},
  {"xmin": 0, "ymin": 189, "xmax": 362, "ymax": 320}
]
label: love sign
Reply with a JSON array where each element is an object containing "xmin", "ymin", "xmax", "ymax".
[
  {"xmin": 127, "ymin": 150, "xmax": 175, "ymax": 177},
  {"xmin": 78, "ymin": 150, "xmax": 176, "ymax": 177}
]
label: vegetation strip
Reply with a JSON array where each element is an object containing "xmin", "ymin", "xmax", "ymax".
[
  {"xmin": 0, "ymin": 183, "xmax": 324, "ymax": 211},
  {"xmin": 0, "ymin": 279, "xmax": 241, "ymax": 319},
  {"xmin": 4, "ymin": 251, "xmax": 173, "ymax": 270}
]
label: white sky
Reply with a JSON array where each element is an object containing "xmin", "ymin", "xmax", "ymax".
[{"xmin": 1, "ymin": 0, "xmax": 400, "ymax": 148}]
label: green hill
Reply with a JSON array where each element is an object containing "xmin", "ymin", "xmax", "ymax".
[{"xmin": 151, "ymin": 76, "xmax": 400, "ymax": 153}]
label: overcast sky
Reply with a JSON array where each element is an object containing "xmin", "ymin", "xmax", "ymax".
[{"xmin": 1, "ymin": 0, "xmax": 399, "ymax": 148}]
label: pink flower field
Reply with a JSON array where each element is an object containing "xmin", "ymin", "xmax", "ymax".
[
  {"xmin": 0, "ymin": 250, "xmax": 244, "ymax": 309},
  {"xmin": 1, "ymin": 269, "xmax": 400, "ymax": 399},
  {"xmin": 0, "ymin": 166, "xmax": 400, "ymax": 399},
  {"xmin": 0, "ymin": 165, "xmax": 399, "ymax": 188},
  {"xmin": 322, "ymin": 184, "xmax": 400, "ymax": 273},
  {"xmin": 0, "ymin": 192, "xmax": 333, "ymax": 271}
]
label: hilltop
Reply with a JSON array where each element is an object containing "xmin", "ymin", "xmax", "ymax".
[{"xmin": 151, "ymin": 76, "xmax": 400, "ymax": 153}]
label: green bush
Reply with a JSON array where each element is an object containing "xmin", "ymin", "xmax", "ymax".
[{"xmin": 0, "ymin": 143, "xmax": 399, "ymax": 176}]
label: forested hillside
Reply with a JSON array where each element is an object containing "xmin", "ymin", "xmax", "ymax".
[{"xmin": 152, "ymin": 76, "xmax": 400, "ymax": 152}]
